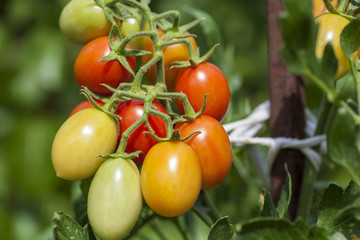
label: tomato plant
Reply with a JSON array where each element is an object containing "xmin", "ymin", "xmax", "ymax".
[
  {"xmin": 120, "ymin": 16, "xmax": 149, "ymax": 50},
  {"xmin": 87, "ymin": 158, "xmax": 142, "ymax": 240},
  {"xmin": 141, "ymin": 29, "xmax": 197, "ymax": 91},
  {"xmin": 315, "ymin": 13, "xmax": 350, "ymax": 80},
  {"xmin": 51, "ymin": 108, "xmax": 118, "ymax": 180},
  {"xmin": 114, "ymin": 99, "xmax": 167, "ymax": 165},
  {"xmin": 59, "ymin": 0, "xmax": 111, "ymax": 44},
  {"xmin": 68, "ymin": 99, "xmax": 104, "ymax": 117},
  {"xmin": 140, "ymin": 141, "xmax": 201, "ymax": 217},
  {"xmin": 175, "ymin": 115, "xmax": 232, "ymax": 190},
  {"xmin": 74, "ymin": 36, "xmax": 136, "ymax": 96},
  {"xmin": 175, "ymin": 62, "xmax": 231, "ymax": 122}
]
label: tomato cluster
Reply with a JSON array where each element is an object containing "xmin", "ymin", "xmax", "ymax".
[{"xmin": 53, "ymin": 0, "xmax": 232, "ymax": 239}]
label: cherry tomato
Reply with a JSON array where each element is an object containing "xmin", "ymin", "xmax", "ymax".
[
  {"xmin": 74, "ymin": 36, "xmax": 136, "ymax": 96},
  {"xmin": 175, "ymin": 62, "xmax": 231, "ymax": 122},
  {"xmin": 68, "ymin": 99, "xmax": 104, "ymax": 117},
  {"xmin": 141, "ymin": 141, "xmax": 201, "ymax": 217},
  {"xmin": 88, "ymin": 158, "xmax": 142, "ymax": 240},
  {"xmin": 120, "ymin": 17, "xmax": 149, "ymax": 50},
  {"xmin": 313, "ymin": 0, "xmax": 338, "ymax": 18},
  {"xmin": 175, "ymin": 115, "xmax": 232, "ymax": 190},
  {"xmin": 59, "ymin": 0, "xmax": 111, "ymax": 44},
  {"xmin": 141, "ymin": 29, "xmax": 197, "ymax": 91},
  {"xmin": 315, "ymin": 14, "xmax": 351, "ymax": 80},
  {"xmin": 51, "ymin": 108, "xmax": 118, "ymax": 180},
  {"xmin": 115, "ymin": 99, "xmax": 167, "ymax": 165}
]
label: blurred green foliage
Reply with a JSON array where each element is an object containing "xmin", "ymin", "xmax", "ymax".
[{"xmin": 0, "ymin": 0, "xmax": 267, "ymax": 239}]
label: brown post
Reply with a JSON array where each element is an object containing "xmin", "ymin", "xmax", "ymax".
[{"xmin": 267, "ymin": 0, "xmax": 306, "ymax": 220}]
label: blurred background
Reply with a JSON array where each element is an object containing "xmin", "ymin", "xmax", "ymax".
[{"xmin": 0, "ymin": 0, "xmax": 267, "ymax": 239}]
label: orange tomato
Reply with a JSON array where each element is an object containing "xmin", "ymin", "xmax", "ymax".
[
  {"xmin": 140, "ymin": 141, "xmax": 201, "ymax": 217},
  {"xmin": 141, "ymin": 29, "xmax": 197, "ymax": 91}
]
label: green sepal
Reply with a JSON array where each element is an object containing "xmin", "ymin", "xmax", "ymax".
[
  {"xmin": 340, "ymin": 17, "xmax": 360, "ymax": 60},
  {"xmin": 52, "ymin": 211, "xmax": 95, "ymax": 240},
  {"xmin": 208, "ymin": 216, "xmax": 234, "ymax": 240},
  {"xmin": 100, "ymin": 151, "xmax": 142, "ymax": 160}
]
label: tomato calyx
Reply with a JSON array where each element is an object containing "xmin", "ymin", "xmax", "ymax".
[
  {"xmin": 100, "ymin": 150, "xmax": 143, "ymax": 160},
  {"xmin": 170, "ymin": 43, "xmax": 220, "ymax": 69}
]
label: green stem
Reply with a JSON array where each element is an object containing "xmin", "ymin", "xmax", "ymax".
[
  {"xmin": 298, "ymin": 96, "xmax": 332, "ymax": 221},
  {"xmin": 154, "ymin": 11, "xmax": 180, "ymax": 31},
  {"xmin": 202, "ymin": 191, "xmax": 222, "ymax": 222},
  {"xmin": 148, "ymin": 107, "xmax": 173, "ymax": 138},
  {"xmin": 132, "ymin": 55, "xmax": 161, "ymax": 90},
  {"xmin": 161, "ymin": 38, "xmax": 197, "ymax": 60},
  {"xmin": 191, "ymin": 208, "xmax": 212, "ymax": 227},
  {"xmin": 337, "ymin": 0, "xmax": 348, "ymax": 13},
  {"xmin": 350, "ymin": 59, "xmax": 360, "ymax": 115},
  {"xmin": 157, "ymin": 92, "xmax": 196, "ymax": 117},
  {"xmin": 116, "ymin": 99, "xmax": 152, "ymax": 154},
  {"xmin": 173, "ymin": 217, "xmax": 189, "ymax": 240},
  {"xmin": 123, "ymin": 213, "xmax": 157, "ymax": 240}
]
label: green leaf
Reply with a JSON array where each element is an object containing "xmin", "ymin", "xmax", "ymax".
[
  {"xmin": 260, "ymin": 189, "xmax": 279, "ymax": 218},
  {"xmin": 348, "ymin": 0, "xmax": 360, "ymax": 15},
  {"xmin": 327, "ymin": 106, "xmax": 360, "ymax": 185},
  {"xmin": 308, "ymin": 226, "xmax": 347, "ymax": 240},
  {"xmin": 340, "ymin": 17, "xmax": 360, "ymax": 60},
  {"xmin": 336, "ymin": 72, "xmax": 358, "ymax": 102},
  {"xmin": 317, "ymin": 43, "xmax": 337, "ymax": 87},
  {"xmin": 317, "ymin": 181, "xmax": 360, "ymax": 238},
  {"xmin": 276, "ymin": 166, "xmax": 292, "ymax": 218},
  {"xmin": 317, "ymin": 184, "xmax": 346, "ymax": 227},
  {"xmin": 208, "ymin": 216, "xmax": 233, "ymax": 240},
  {"xmin": 238, "ymin": 218, "xmax": 309, "ymax": 240},
  {"xmin": 333, "ymin": 207, "xmax": 360, "ymax": 238},
  {"xmin": 238, "ymin": 218, "xmax": 345, "ymax": 240},
  {"xmin": 52, "ymin": 211, "xmax": 92, "ymax": 240}
]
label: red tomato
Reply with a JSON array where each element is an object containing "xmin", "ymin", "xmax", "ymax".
[
  {"xmin": 175, "ymin": 115, "xmax": 232, "ymax": 190},
  {"xmin": 74, "ymin": 36, "xmax": 136, "ymax": 96},
  {"xmin": 115, "ymin": 99, "xmax": 167, "ymax": 165},
  {"xmin": 141, "ymin": 29, "xmax": 197, "ymax": 91},
  {"xmin": 141, "ymin": 141, "xmax": 201, "ymax": 217},
  {"xmin": 69, "ymin": 99, "xmax": 104, "ymax": 117},
  {"xmin": 174, "ymin": 62, "xmax": 230, "ymax": 122}
]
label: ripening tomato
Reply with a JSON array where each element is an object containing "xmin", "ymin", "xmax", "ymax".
[
  {"xmin": 175, "ymin": 115, "xmax": 232, "ymax": 190},
  {"xmin": 68, "ymin": 99, "xmax": 104, "ymax": 117},
  {"xmin": 141, "ymin": 141, "xmax": 201, "ymax": 217},
  {"xmin": 51, "ymin": 108, "xmax": 118, "ymax": 180},
  {"xmin": 59, "ymin": 0, "xmax": 111, "ymax": 44},
  {"xmin": 315, "ymin": 14, "xmax": 351, "ymax": 80},
  {"xmin": 74, "ymin": 36, "xmax": 136, "ymax": 96},
  {"xmin": 88, "ymin": 158, "xmax": 142, "ymax": 240},
  {"xmin": 175, "ymin": 62, "xmax": 231, "ymax": 122},
  {"xmin": 313, "ymin": 0, "xmax": 338, "ymax": 18},
  {"xmin": 141, "ymin": 29, "xmax": 197, "ymax": 91},
  {"xmin": 120, "ymin": 17, "xmax": 149, "ymax": 50},
  {"xmin": 115, "ymin": 99, "xmax": 167, "ymax": 165}
]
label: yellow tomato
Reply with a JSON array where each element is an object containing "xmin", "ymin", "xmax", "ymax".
[
  {"xmin": 315, "ymin": 14, "xmax": 350, "ymax": 80},
  {"xmin": 51, "ymin": 108, "xmax": 118, "ymax": 180},
  {"xmin": 313, "ymin": 0, "xmax": 338, "ymax": 18},
  {"xmin": 141, "ymin": 141, "xmax": 201, "ymax": 217}
]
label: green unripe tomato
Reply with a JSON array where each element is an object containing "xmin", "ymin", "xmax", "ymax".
[
  {"xmin": 59, "ymin": 0, "xmax": 112, "ymax": 44},
  {"xmin": 88, "ymin": 158, "xmax": 143, "ymax": 240},
  {"xmin": 51, "ymin": 108, "xmax": 118, "ymax": 180},
  {"xmin": 120, "ymin": 17, "xmax": 149, "ymax": 49}
]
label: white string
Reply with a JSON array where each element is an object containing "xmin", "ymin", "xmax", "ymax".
[{"xmin": 223, "ymin": 101, "xmax": 326, "ymax": 172}]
